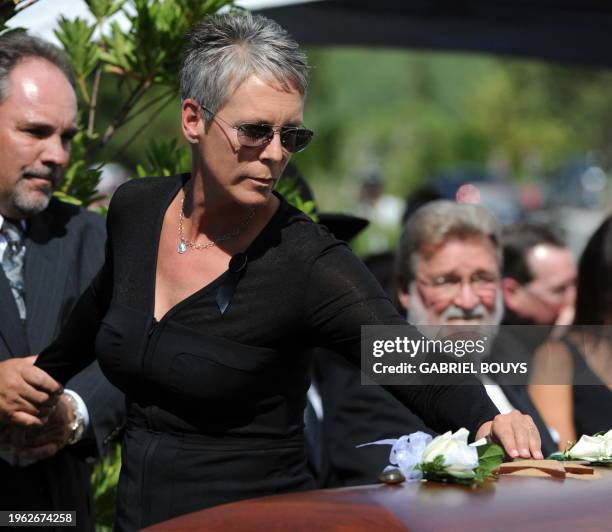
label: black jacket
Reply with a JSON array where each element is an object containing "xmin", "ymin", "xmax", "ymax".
[{"xmin": 0, "ymin": 198, "xmax": 124, "ymax": 531}]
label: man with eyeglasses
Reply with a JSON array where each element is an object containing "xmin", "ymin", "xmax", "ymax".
[{"xmin": 316, "ymin": 201, "xmax": 557, "ymax": 487}]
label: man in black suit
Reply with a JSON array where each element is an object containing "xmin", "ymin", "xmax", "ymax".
[
  {"xmin": 0, "ymin": 33, "xmax": 123, "ymax": 530},
  {"xmin": 314, "ymin": 200, "xmax": 556, "ymax": 487}
]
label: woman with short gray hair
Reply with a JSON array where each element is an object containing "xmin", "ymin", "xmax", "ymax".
[{"xmin": 29, "ymin": 13, "xmax": 541, "ymax": 529}]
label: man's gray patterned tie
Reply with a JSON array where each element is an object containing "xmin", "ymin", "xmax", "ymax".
[{"xmin": 1, "ymin": 218, "xmax": 26, "ymax": 322}]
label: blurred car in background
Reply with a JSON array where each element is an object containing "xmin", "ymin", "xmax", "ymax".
[{"xmin": 429, "ymin": 166, "xmax": 525, "ymax": 225}]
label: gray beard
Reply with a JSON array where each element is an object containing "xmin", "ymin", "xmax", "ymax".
[
  {"xmin": 407, "ymin": 284, "xmax": 503, "ymax": 352},
  {"xmin": 11, "ymin": 178, "xmax": 53, "ymax": 217}
]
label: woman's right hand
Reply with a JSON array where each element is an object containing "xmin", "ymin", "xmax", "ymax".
[{"xmin": 0, "ymin": 356, "xmax": 62, "ymax": 426}]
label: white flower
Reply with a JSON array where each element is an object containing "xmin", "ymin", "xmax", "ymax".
[
  {"xmin": 567, "ymin": 430, "xmax": 612, "ymax": 461},
  {"xmin": 604, "ymin": 430, "xmax": 612, "ymax": 457},
  {"xmin": 422, "ymin": 428, "xmax": 479, "ymax": 476}
]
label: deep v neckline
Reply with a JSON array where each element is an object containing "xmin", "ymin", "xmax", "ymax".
[{"xmin": 149, "ymin": 174, "xmax": 286, "ymax": 324}]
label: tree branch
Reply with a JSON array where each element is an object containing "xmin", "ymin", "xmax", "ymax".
[
  {"xmin": 88, "ymin": 66, "xmax": 102, "ymax": 135},
  {"xmin": 102, "ymin": 78, "xmax": 149, "ymax": 142},
  {"xmin": 109, "ymin": 92, "xmax": 176, "ymax": 162},
  {"xmin": 83, "ymin": 78, "xmax": 149, "ymax": 163},
  {"xmin": 77, "ymin": 75, "xmax": 91, "ymax": 106},
  {"xmin": 15, "ymin": 0, "xmax": 40, "ymax": 11},
  {"xmin": 123, "ymin": 88, "xmax": 175, "ymax": 125}
]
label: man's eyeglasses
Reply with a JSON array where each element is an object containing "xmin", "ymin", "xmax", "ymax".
[
  {"xmin": 416, "ymin": 272, "xmax": 499, "ymax": 299},
  {"xmin": 200, "ymin": 104, "xmax": 313, "ymax": 153}
]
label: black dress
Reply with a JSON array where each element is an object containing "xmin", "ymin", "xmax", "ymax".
[
  {"xmin": 562, "ymin": 338, "xmax": 612, "ymax": 438},
  {"xmin": 37, "ymin": 174, "xmax": 498, "ymax": 530}
]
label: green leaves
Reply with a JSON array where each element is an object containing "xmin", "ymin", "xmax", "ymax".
[
  {"xmin": 547, "ymin": 451, "xmax": 566, "ymax": 461},
  {"xmin": 86, "ymin": 0, "xmax": 125, "ymax": 22},
  {"xmin": 136, "ymin": 138, "xmax": 190, "ymax": 177},
  {"xmin": 474, "ymin": 443, "xmax": 504, "ymax": 482},
  {"xmin": 99, "ymin": 20, "xmax": 136, "ymax": 75},
  {"xmin": 91, "ymin": 443, "xmax": 122, "ymax": 530},
  {"xmin": 109, "ymin": 0, "xmax": 232, "ymax": 86},
  {"xmin": 55, "ymin": 17, "xmax": 99, "ymax": 102},
  {"xmin": 275, "ymin": 176, "xmax": 318, "ymax": 219},
  {"xmin": 56, "ymin": 129, "xmax": 102, "ymax": 205}
]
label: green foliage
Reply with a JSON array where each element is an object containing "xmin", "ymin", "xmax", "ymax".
[
  {"xmin": 275, "ymin": 176, "xmax": 318, "ymax": 219},
  {"xmin": 99, "ymin": 20, "xmax": 134, "ymax": 76},
  {"xmin": 91, "ymin": 444, "xmax": 122, "ymax": 531},
  {"xmin": 298, "ymin": 49, "xmax": 612, "ymax": 213},
  {"xmin": 102, "ymin": 0, "xmax": 233, "ymax": 87},
  {"xmin": 56, "ymin": 17, "xmax": 99, "ymax": 105},
  {"xmin": 51, "ymin": 0, "xmax": 235, "ymax": 205},
  {"xmin": 86, "ymin": 0, "xmax": 125, "ymax": 21},
  {"xmin": 474, "ymin": 443, "xmax": 504, "ymax": 482},
  {"xmin": 136, "ymin": 138, "xmax": 190, "ymax": 177},
  {"xmin": 56, "ymin": 130, "xmax": 103, "ymax": 205}
]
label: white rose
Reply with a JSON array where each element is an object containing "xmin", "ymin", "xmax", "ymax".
[
  {"xmin": 568, "ymin": 431, "xmax": 612, "ymax": 461},
  {"xmin": 422, "ymin": 428, "xmax": 479, "ymax": 476},
  {"xmin": 604, "ymin": 430, "xmax": 612, "ymax": 457}
]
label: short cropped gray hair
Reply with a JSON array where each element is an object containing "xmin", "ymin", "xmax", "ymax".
[
  {"xmin": 396, "ymin": 200, "xmax": 502, "ymax": 287},
  {"xmin": 179, "ymin": 13, "xmax": 309, "ymax": 116},
  {"xmin": 0, "ymin": 32, "xmax": 75, "ymax": 104}
]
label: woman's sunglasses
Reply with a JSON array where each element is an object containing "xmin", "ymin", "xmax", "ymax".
[{"xmin": 200, "ymin": 104, "xmax": 314, "ymax": 153}]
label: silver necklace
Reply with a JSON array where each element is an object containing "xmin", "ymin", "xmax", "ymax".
[{"xmin": 177, "ymin": 193, "xmax": 256, "ymax": 254}]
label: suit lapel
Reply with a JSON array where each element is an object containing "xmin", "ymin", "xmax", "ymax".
[
  {"xmin": 25, "ymin": 208, "xmax": 68, "ymax": 355},
  {"xmin": 0, "ymin": 266, "xmax": 28, "ymax": 359}
]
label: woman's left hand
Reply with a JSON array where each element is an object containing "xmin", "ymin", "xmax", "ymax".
[{"xmin": 476, "ymin": 410, "xmax": 544, "ymax": 459}]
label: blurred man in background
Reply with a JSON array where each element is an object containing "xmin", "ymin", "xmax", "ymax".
[{"xmin": 501, "ymin": 223, "xmax": 577, "ymax": 327}]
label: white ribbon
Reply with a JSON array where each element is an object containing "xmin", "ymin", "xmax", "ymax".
[{"xmin": 357, "ymin": 431, "xmax": 433, "ymax": 481}]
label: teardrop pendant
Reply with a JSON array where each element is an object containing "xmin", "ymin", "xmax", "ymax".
[{"xmin": 178, "ymin": 240, "xmax": 187, "ymax": 254}]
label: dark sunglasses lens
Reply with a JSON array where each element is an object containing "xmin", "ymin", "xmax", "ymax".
[
  {"xmin": 238, "ymin": 124, "xmax": 273, "ymax": 146},
  {"xmin": 281, "ymin": 128, "xmax": 313, "ymax": 153}
]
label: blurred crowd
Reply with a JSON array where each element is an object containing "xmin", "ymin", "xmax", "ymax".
[{"xmin": 304, "ymin": 169, "xmax": 612, "ymax": 487}]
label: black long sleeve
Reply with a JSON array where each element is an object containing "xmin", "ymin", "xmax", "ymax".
[
  {"xmin": 37, "ymin": 175, "xmax": 498, "ymax": 439},
  {"xmin": 36, "ymin": 239, "xmax": 113, "ymax": 384}
]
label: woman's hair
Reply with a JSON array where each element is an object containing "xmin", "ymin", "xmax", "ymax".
[
  {"xmin": 179, "ymin": 13, "xmax": 309, "ymax": 117},
  {"xmin": 573, "ymin": 214, "xmax": 612, "ymax": 325}
]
